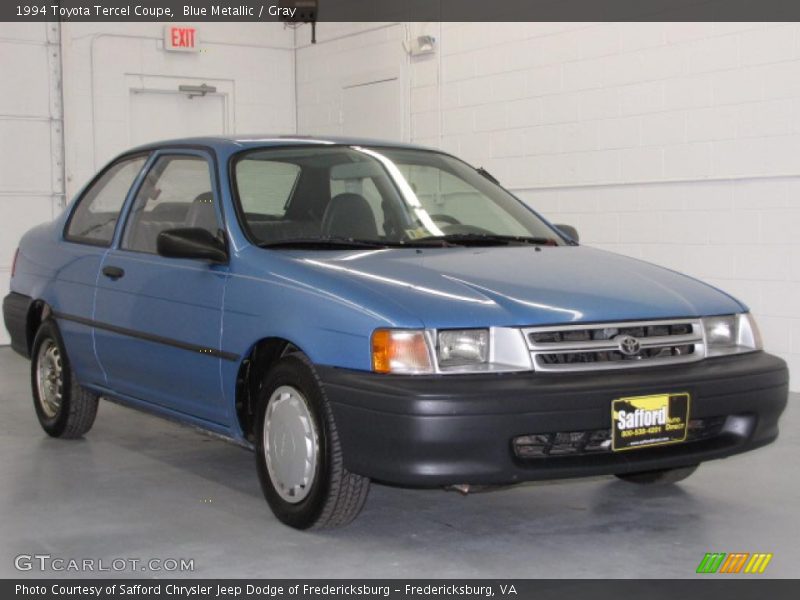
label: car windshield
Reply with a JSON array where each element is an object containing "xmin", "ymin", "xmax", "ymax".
[{"xmin": 233, "ymin": 145, "xmax": 565, "ymax": 248}]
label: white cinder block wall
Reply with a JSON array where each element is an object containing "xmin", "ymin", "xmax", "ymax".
[
  {"xmin": 0, "ymin": 23, "xmax": 65, "ymax": 345},
  {"xmin": 0, "ymin": 21, "xmax": 296, "ymax": 345},
  {"xmin": 61, "ymin": 22, "xmax": 296, "ymax": 198},
  {"xmin": 297, "ymin": 22, "xmax": 800, "ymax": 389}
]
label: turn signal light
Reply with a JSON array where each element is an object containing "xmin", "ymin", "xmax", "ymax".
[{"xmin": 371, "ymin": 329, "xmax": 433, "ymax": 374}]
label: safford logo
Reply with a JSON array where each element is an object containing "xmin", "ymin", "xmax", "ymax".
[{"xmin": 616, "ymin": 405, "xmax": 667, "ymax": 430}]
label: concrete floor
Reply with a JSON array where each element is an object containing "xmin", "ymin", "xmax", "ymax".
[{"xmin": 0, "ymin": 347, "xmax": 797, "ymax": 579}]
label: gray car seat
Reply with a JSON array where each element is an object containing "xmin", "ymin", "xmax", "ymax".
[
  {"xmin": 184, "ymin": 192, "xmax": 218, "ymax": 233},
  {"xmin": 321, "ymin": 193, "xmax": 378, "ymax": 239}
]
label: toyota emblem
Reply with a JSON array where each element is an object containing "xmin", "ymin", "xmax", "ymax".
[{"xmin": 616, "ymin": 334, "xmax": 641, "ymax": 356}]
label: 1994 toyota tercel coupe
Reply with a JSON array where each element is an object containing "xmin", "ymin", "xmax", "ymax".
[{"xmin": 3, "ymin": 136, "xmax": 789, "ymax": 529}]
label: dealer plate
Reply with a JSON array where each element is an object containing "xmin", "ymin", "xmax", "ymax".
[{"xmin": 611, "ymin": 393, "xmax": 690, "ymax": 452}]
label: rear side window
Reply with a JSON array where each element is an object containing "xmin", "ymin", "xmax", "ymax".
[
  {"xmin": 122, "ymin": 155, "xmax": 220, "ymax": 254},
  {"xmin": 65, "ymin": 156, "xmax": 147, "ymax": 245}
]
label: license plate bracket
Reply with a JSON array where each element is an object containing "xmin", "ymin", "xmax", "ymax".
[{"xmin": 611, "ymin": 393, "xmax": 690, "ymax": 452}]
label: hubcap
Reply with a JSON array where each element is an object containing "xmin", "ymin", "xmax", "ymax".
[
  {"xmin": 263, "ymin": 386, "xmax": 319, "ymax": 504},
  {"xmin": 36, "ymin": 339, "xmax": 63, "ymax": 419}
]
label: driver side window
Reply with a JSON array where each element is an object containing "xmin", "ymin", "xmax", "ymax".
[
  {"xmin": 122, "ymin": 155, "xmax": 220, "ymax": 254},
  {"xmin": 398, "ymin": 165, "xmax": 528, "ymax": 235}
]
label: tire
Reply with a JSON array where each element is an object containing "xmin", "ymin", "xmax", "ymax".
[
  {"xmin": 615, "ymin": 465, "xmax": 698, "ymax": 485},
  {"xmin": 255, "ymin": 354, "xmax": 370, "ymax": 529},
  {"xmin": 31, "ymin": 319, "xmax": 99, "ymax": 439}
]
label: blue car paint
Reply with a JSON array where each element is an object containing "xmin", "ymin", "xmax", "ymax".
[
  {"xmin": 92, "ymin": 148, "xmax": 232, "ymax": 425},
  {"xmin": 9, "ymin": 135, "xmax": 749, "ymax": 442},
  {"xmin": 283, "ymin": 245, "xmax": 746, "ymax": 329}
]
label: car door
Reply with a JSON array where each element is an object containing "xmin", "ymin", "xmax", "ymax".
[
  {"xmin": 93, "ymin": 149, "xmax": 230, "ymax": 425},
  {"xmin": 57, "ymin": 154, "xmax": 149, "ymax": 386}
]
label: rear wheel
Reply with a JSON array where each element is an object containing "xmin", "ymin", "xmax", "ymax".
[
  {"xmin": 255, "ymin": 354, "xmax": 370, "ymax": 529},
  {"xmin": 31, "ymin": 319, "xmax": 99, "ymax": 439},
  {"xmin": 615, "ymin": 465, "xmax": 698, "ymax": 485}
]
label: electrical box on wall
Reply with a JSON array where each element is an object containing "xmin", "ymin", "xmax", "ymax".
[
  {"xmin": 408, "ymin": 35, "xmax": 437, "ymax": 56},
  {"xmin": 164, "ymin": 25, "xmax": 200, "ymax": 52}
]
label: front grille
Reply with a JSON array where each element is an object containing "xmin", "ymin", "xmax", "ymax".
[
  {"xmin": 522, "ymin": 319, "xmax": 705, "ymax": 372},
  {"xmin": 513, "ymin": 416, "xmax": 727, "ymax": 459}
]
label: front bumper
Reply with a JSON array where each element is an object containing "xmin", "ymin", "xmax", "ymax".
[{"xmin": 320, "ymin": 352, "xmax": 788, "ymax": 486}]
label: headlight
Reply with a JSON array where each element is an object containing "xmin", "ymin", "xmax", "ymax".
[
  {"xmin": 703, "ymin": 313, "xmax": 762, "ymax": 357},
  {"xmin": 437, "ymin": 329, "xmax": 489, "ymax": 368},
  {"xmin": 704, "ymin": 315, "xmax": 736, "ymax": 347},
  {"xmin": 371, "ymin": 329, "xmax": 433, "ymax": 374},
  {"xmin": 370, "ymin": 327, "xmax": 530, "ymax": 374}
]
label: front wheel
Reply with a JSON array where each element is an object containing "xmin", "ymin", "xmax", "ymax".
[
  {"xmin": 615, "ymin": 465, "xmax": 698, "ymax": 485},
  {"xmin": 31, "ymin": 319, "xmax": 99, "ymax": 439},
  {"xmin": 255, "ymin": 354, "xmax": 370, "ymax": 529}
]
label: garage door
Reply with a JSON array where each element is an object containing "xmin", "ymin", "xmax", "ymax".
[
  {"xmin": 0, "ymin": 23, "xmax": 64, "ymax": 345},
  {"xmin": 342, "ymin": 78, "xmax": 402, "ymax": 141}
]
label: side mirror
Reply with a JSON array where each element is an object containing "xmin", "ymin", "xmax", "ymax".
[
  {"xmin": 555, "ymin": 223, "xmax": 579, "ymax": 243},
  {"xmin": 157, "ymin": 228, "xmax": 228, "ymax": 264}
]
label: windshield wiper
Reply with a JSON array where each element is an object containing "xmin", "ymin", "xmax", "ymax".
[
  {"xmin": 259, "ymin": 234, "xmax": 558, "ymax": 250},
  {"xmin": 414, "ymin": 234, "xmax": 558, "ymax": 247},
  {"xmin": 259, "ymin": 237, "xmax": 391, "ymax": 249}
]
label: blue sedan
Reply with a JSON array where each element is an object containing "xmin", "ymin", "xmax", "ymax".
[{"xmin": 3, "ymin": 136, "xmax": 788, "ymax": 529}]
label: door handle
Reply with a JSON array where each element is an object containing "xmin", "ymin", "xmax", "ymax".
[{"xmin": 102, "ymin": 265, "xmax": 125, "ymax": 280}]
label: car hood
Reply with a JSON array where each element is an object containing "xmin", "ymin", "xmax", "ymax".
[{"xmin": 291, "ymin": 245, "xmax": 745, "ymax": 328}]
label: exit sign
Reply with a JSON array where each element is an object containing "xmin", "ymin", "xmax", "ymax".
[{"xmin": 164, "ymin": 25, "xmax": 199, "ymax": 52}]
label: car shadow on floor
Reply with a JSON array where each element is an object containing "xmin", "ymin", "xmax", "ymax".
[{"xmin": 20, "ymin": 395, "xmax": 710, "ymax": 542}]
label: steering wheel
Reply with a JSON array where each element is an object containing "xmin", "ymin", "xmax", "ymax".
[
  {"xmin": 430, "ymin": 214, "xmax": 461, "ymax": 226},
  {"xmin": 440, "ymin": 224, "xmax": 494, "ymax": 235}
]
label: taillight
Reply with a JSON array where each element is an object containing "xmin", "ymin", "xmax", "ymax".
[{"xmin": 11, "ymin": 248, "xmax": 19, "ymax": 278}]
